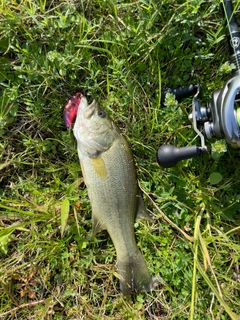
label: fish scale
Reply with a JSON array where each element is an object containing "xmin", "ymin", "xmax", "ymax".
[{"xmin": 70, "ymin": 95, "xmax": 157, "ymax": 295}]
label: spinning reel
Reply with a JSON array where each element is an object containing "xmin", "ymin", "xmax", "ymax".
[{"xmin": 157, "ymin": 0, "xmax": 240, "ymax": 168}]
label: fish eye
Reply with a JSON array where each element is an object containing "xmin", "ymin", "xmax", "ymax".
[{"xmin": 98, "ymin": 110, "xmax": 106, "ymax": 118}]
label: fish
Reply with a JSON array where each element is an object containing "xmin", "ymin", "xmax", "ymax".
[{"xmin": 64, "ymin": 93, "xmax": 157, "ymax": 295}]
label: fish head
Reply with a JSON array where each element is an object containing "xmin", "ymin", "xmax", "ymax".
[{"xmin": 73, "ymin": 95, "xmax": 117, "ymax": 157}]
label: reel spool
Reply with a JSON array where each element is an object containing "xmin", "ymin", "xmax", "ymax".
[{"xmin": 157, "ymin": 0, "xmax": 240, "ymax": 168}]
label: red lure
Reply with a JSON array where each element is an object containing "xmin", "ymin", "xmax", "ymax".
[{"xmin": 63, "ymin": 92, "xmax": 83, "ymax": 128}]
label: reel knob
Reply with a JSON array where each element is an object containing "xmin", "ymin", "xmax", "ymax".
[{"xmin": 157, "ymin": 144, "xmax": 205, "ymax": 168}]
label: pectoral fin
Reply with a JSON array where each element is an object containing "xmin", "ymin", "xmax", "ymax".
[
  {"xmin": 91, "ymin": 157, "xmax": 107, "ymax": 178},
  {"xmin": 136, "ymin": 193, "xmax": 153, "ymax": 222}
]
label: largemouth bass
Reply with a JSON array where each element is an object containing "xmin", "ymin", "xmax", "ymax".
[{"xmin": 64, "ymin": 93, "xmax": 156, "ymax": 295}]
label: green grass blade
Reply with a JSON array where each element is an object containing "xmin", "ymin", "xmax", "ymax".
[{"xmin": 60, "ymin": 198, "xmax": 70, "ymax": 238}]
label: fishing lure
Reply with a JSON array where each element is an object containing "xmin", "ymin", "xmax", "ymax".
[{"xmin": 63, "ymin": 92, "xmax": 82, "ymax": 128}]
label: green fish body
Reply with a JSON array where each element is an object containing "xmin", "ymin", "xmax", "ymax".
[{"xmin": 73, "ymin": 96, "xmax": 156, "ymax": 295}]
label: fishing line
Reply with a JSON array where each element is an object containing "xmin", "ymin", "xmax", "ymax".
[
  {"xmin": 157, "ymin": 0, "xmax": 240, "ymax": 167},
  {"xmin": 222, "ymin": 0, "xmax": 240, "ymax": 72}
]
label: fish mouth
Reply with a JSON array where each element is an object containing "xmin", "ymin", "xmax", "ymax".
[
  {"xmin": 76, "ymin": 97, "xmax": 111, "ymax": 135},
  {"xmin": 63, "ymin": 92, "xmax": 98, "ymax": 129},
  {"xmin": 78, "ymin": 96, "xmax": 96, "ymax": 120},
  {"xmin": 73, "ymin": 96, "xmax": 115, "ymax": 156}
]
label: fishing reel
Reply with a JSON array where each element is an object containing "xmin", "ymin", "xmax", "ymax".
[{"xmin": 157, "ymin": 0, "xmax": 240, "ymax": 168}]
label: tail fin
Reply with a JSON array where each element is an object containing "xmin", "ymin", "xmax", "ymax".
[{"xmin": 117, "ymin": 249, "xmax": 156, "ymax": 296}]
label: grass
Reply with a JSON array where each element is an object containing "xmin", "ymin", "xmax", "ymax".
[{"xmin": 1, "ymin": 0, "xmax": 240, "ymax": 318}]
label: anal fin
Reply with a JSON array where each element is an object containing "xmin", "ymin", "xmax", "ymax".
[
  {"xmin": 91, "ymin": 215, "xmax": 106, "ymax": 237},
  {"xmin": 136, "ymin": 193, "xmax": 153, "ymax": 222}
]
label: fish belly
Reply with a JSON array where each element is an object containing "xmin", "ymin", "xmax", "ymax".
[{"xmin": 78, "ymin": 135, "xmax": 154, "ymax": 295}]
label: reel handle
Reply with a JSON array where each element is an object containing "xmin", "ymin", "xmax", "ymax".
[
  {"xmin": 161, "ymin": 84, "xmax": 199, "ymax": 103},
  {"xmin": 157, "ymin": 145, "xmax": 205, "ymax": 168}
]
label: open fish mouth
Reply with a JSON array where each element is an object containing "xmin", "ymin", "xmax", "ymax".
[{"xmin": 63, "ymin": 92, "xmax": 83, "ymax": 128}]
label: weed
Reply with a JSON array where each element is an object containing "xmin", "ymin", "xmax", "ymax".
[{"xmin": 0, "ymin": 0, "xmax": 240, "ymax": 319}]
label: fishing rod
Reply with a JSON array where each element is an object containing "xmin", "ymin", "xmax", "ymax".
[{"xmin": 157, "ymin": 0, "xmax": 240, "ymax": 168}]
